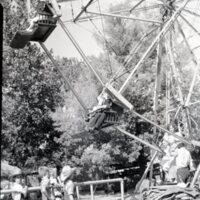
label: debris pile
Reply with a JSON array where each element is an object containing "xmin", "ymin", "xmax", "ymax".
[{"xmin": 142, "ymin": 186, "xmax": 200, "ymax": 200}]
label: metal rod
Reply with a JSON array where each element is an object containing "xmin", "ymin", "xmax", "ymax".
[
  {"xmin": 90, "ymin": 184, "xmax": 94, "ymax": 200},
  {"xmin": 124, "ymin": 27, "xmax": 158, "ymax": 66},
  {"xmin": 134, "ymin": 151, "xmax": 158, "ymax": 193},
  {"xmin": 75, "ymin": 178, "xmax": 123, "ymax": 185},
  {"xmin": 76, "ymin": 186, "xmax": 80, "ymax": 200},
  {"xmin": 190, "ymin": 164, "xmax": 200, "ymax": 187},
  {"xmin": 119, "ymin": 0, "xmax": 190, "ymax": 94},
  {"xmin": 180, "ymin": 14, "xmax": 200, "ymax": 38},
  {"xmin": 150, "ymin": 27, "xmax": 163, "ymax": 186},
  {"xmin": 187, "ymin": 100, "xmax": 200, "ymax": 107},
  {"xmin": 166, "ymin": 72, "xmax": 171, "ymax": 125},
  {"xmin": 39, "ymin": 43, "xmax": 88, "ymax": 112},
  {"xmin": 117, "ymin": 127, "xmax": 163, "ymax": 153},
  {"xmin": 177, "ymin": 21, "xmax": 200, "ymax": 107},
  {"xmin": 63, "ymin": 5, "xmax": 161, "ymax": 24},
  {"xmin": 129, "ymin": 0, "xmax": 145, "ymax": 13},
  {"xmin": 168, "ymin": 30, "xmax": 191, "ymax": 135},
  {"xmin": 26, "ymin": 0, "xmax": 31, "ymax": 19},
  {"xmin": 108, "ymin": 27, "xmax": 158, "ymax": 86},
  {"xmin": 86, "ymin": 10, "xmax": 162, "ymax": 24},
  {"xmin": 183, "ymin": 8, "xmax": 200, "ymax": 18},
  {"xmin": 73, "ymin": 0, "xmax": 95, "ymax": 22},
  {"xmin": 130, "ymin": 109, "xmax": 190, "ymax": 145},
  {"xmin": 58, "ymin": 19, "xmax": 104, "ymax": 86},
  {"xmin": 168, "ymin": 32, "xmax": 184, "ymax": 105},
  {"xmin": 120, "ymin": 179, "xmax": 125, "ymax": 200}
]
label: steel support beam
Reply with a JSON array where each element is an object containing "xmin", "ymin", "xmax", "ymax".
[
  {"xmin": 73, "ymin": 0, "xmax": 95, "ymax": 22},
  {"xmin": 117, "ymin": 128, "xmax": 163, "ymax": 153},
  {"xmin": 58, "ymin": 19, "xmax": 104, "ymax": 86},
  {"xmin": 177, "ymin": 21, "xmax": 200, "ymax": 107},
  {"xmin": 86, "ymin": 10, "xmax": 162, "ymax": 24},
  {"xmin": 180, "ymin": 14, "xmax": 200, "ymax": 38}
]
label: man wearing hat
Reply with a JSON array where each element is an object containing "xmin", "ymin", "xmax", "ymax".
[
  {"xmin": 11, "ymin": 173, "xmax": 28, "ymax": 200},
  {"xmin": 60, "ymin": 165, "xmax": 76, "ymax": 200}
]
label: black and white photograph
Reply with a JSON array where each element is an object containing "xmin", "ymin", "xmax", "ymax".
[{"xmin": 1, "ymin": 0, "xmax": 200, "ymax": 199}]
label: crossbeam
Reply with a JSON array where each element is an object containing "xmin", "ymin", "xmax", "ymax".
[
  {"xmin": 58, "ymin": 19, "xmax": 104, "ymax": 86},
  {"xmin": 86, "ymin": 11, "xmax": 162, "ymax": 24},
  {"xmin": 117, "ymin": 128, "xmax": 163, "ymax": 153},
  {"xmin": 73, "ymin": 0, "xmax": 95, "ymax": 22},
  {"xmin": 180, "ymin": 14, "xmax": 200, "ymax": 38}
]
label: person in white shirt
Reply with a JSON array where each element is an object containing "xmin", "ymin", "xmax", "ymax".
[
  {"xmin": 173, "ymin": 142, "xmax": 195, "ymax": 187},
  {"xmin": 11, "ymin": 173, "xmax": 28, "ymax": 200},
  {"xmin": 161, "ymin": 128, "xmax": 183, "ymax": 182},
  {"xmin": 60, "ymin": 165, "xmax": 76, "ymax": 200}
]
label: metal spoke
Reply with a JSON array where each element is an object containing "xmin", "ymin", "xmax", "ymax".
[
  {"xmin": 166, "ymin": 30, "xmax": 191, "ymax": 135},
  {"xmin": 180, "ymin": 14, "xmax": 200, "ymax": 38},
  {"xmin": 58, "ymin": 19, "xmax": 105, "ymax": 86},
  {"xmin": 117, "ymin": 127, "xmax": 163, "ymax": 153},
  {"xmin": 176, "ymin": 20, "xmax": 200, "ymax": 107},
  {"xmin": 129, "ymin": 0, "xmax": 146, "ymax": 13},
  {"xmin": 183, "ymin": 8, "xmax": 200, "ymax": 18},
  {"xmin": 86, "ymin": 11, "xmax": 162, "ymax": 24}
]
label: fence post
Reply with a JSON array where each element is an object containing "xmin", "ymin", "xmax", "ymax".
[
  {"xmin": 120, "ymin": 179, "xmax": 124, "ymax": 200},
  {"xmin": 90, "ymin": 184, "xmax": 94, "ymax": 200},
  {"xmin": 76, "ymin": 185, "xmax": 80, "ymax": 200}
]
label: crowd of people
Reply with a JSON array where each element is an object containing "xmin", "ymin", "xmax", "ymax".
[{"xmin": 0, "ymin": 165, "xmax": 76, "ymax": 200}]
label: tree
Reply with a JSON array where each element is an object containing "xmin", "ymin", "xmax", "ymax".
[{"xmin": 2, "ymin": 1, "xmax": 64, "ymax": 168}]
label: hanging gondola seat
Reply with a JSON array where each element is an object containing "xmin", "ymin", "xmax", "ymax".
[
  {"xmin": 101, "ymin": 110, "xmax": 121, "ymax": 128},
  {"xmin": 10, "ymin": 2, "xmax": 57, "ymax": 49},
  {"xmin": 10, "ymin": 29, "xmax": 35, "ymax": 49},
  {"xmin": 30, "ymin": 19, "xmax": 57, "ymax": 42},
  {"xmin": 10, "ymin": 21, "xmax": 56, "ymax": 49}
]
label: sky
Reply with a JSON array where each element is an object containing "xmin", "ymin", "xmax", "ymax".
[
  {"xmin": 44, "ymin": 0, "xmax": 125, "ymax": 58},
  {"xmin": 43, "ymin": 0, "xmax": 200, "ymax": 60}
]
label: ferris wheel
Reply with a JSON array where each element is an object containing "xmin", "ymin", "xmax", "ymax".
[{"xmin": 10, "ymin": 0, "xmax": 200, "ymax": 150}]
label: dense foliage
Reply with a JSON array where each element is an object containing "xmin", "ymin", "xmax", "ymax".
[{"xmin": 2, "ymin": 0, "xmax": 64, "ymax": 168}]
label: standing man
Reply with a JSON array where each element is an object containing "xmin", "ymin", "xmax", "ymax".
[{"xmin": 174, "ymin": 142, "xmax": 195, "ymax": 187}]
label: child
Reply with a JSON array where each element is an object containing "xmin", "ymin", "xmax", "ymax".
[{"xmin": 11, "ymin": 173, "xmax": 28, "ymax": 200}]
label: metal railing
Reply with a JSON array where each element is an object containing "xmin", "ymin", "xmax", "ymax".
[{"xmin": 75, "ymin": 178, "xmax": 124, "ymax": 200}]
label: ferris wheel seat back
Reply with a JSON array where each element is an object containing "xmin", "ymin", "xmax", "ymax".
[
  {"xmin": 10, "ymin": 30, "xmax": 35, "ymax": 49},
  {"xmin": 105, "ymin": 84, "xmax": 133, "ymax": 110},
  {"xmin": 30, "ymin": 20, "xmax": 57, "ymax": 42},
  {"xmin": 10, "ymin": 20, "xmax": 56, "ymax": 49}
]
